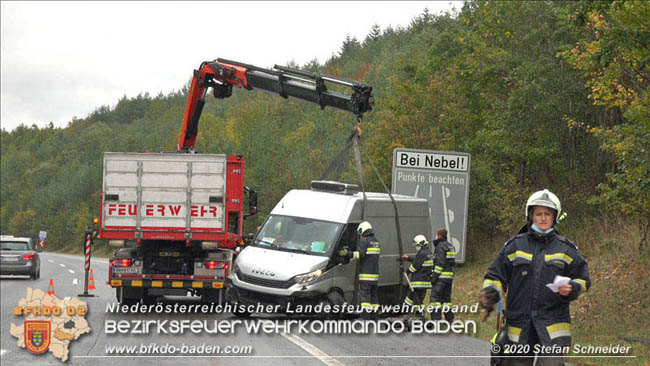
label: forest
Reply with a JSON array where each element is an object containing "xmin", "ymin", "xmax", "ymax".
[{"xmin": 1, "ymin": 1, "xmax": 648, "ymax": 258}]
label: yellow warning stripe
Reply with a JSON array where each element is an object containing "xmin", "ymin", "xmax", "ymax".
[
  {"xmin": 507, "ymin": 250, "xmax": 533, "ymax": 262},
  {"xmin": 547, "ymin": 323, "xmax": 571, "ymax": 339},
  {"xmin": 545, "ymin": 253, "xmax": 574, "ymax": 265}
]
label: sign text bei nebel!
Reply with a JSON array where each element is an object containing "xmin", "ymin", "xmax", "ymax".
[
  {"xmin": 396, "ymin": 151, "xmax": 469, "ymax": 172},
  {"xmin": 392, "ymin": 148, "xmax": 471, "ymax": 263}
]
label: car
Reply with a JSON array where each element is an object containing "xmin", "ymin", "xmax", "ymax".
[{"xmin": 0, "ymin": 235, "xmax": 40, "ymax": 279}]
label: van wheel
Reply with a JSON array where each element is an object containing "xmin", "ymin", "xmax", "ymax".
[
  {"xmin": 320, "ymin": 290, "xmax": 345, "ymax": 319},
  {"xmin": 225, "ymin": 287, "xmax": 251, "ymax": 318}
]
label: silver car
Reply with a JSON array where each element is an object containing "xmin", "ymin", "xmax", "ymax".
[{"xmin": 0, "ymin": 235, "xmax": 41, "ymax": 279}]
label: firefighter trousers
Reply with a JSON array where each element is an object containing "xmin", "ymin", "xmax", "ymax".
[
  {"xmin": 404, "ymin": 288, "xmax": 428, "ymax": 313},
  {"xmin": 505, "ymin": 324, "xmax": 565, "ymax": 366},
  {"xmin": 430, "ymin": 281, "xmax": 453, "ymax": 322},
  {"xmin": 359, "ymin": 281, "xmax": 378, "ymax": 319}
]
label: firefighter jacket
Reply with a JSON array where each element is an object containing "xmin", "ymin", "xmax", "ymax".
[
  {"xmin": 353, "ymin": 230, "xmax": 380, "ymax": 282},
  {"xmin": 482, "ymin": 228, "xmax": 591, "ymax": 347},
  {"xmin": 431, "ymin": 238, "xmax": 456, "ymax": 284},
  {"xmin": 406, "ymin": 245, "xmax": 434, "ymax": 288}
]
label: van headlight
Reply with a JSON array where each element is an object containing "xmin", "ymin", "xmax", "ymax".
[{"xmin": 294, "ymin": 268, "xmax": 324, "ymax": 284}]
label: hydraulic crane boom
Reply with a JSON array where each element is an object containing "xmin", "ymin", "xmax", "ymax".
[{"xmin": 177, "ymin": 58, "xmax": 374, "ymax": 152}]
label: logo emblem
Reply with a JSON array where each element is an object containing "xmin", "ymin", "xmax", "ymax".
[
  {"xmin": 252, "ymin": 268, "xmax": 276, "ymax": 277},
  {"xmin": 25, "ymin": 320, "xmax": 51, "ymax": 354}
]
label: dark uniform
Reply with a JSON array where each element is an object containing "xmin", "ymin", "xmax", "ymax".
[
  {"xmin": 404, "ymin": 244, "xmax": 433, "ymax": 310},
  {"xmin": 430, "ymin": 237, "xmax": 456, "ymax": 321},
  {"xmin": 482, "ymin": 228, "xmax": 590, "ymax": 365},
  {"xmin": 353, "ymin": 229, "xmax": 380, "ymax": 317}
]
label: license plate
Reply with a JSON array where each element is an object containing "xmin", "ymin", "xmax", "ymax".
[
  {"xmin": 1, "ymin": 257, "xmax": 19, "ymax": 262},
  {"xmin": 159, "ymin": 251, "xmax": 180, "ymax": 257},
  {"xmin": 114, "ymin": 267, "xmax": 138, "ymax": 273}
]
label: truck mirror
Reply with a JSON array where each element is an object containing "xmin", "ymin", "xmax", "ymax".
[{"xmin": 245, "ymin": 187, "xmax": 258, "ymax": 218}]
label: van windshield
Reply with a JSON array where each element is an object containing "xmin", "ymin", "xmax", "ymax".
[{"xmin": 252, "ymin": 215, "xmax": 343, "ymax": 257}]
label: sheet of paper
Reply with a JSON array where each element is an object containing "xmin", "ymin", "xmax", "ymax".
[{"xmin": 546, "ymin": 275, "xmax": 571, "ymax": 293}]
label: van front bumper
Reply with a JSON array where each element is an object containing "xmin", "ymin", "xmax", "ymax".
[{"xmin": 228, "ymin": 272, "xmax": 330, "ymax": 309}]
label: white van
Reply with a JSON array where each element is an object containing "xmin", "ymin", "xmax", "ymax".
[{"xmin": 227, "ymin": 181, "xmax": 431, "ymax": 316}]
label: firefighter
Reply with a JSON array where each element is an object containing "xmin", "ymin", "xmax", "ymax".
[
  {"xmin": 430, "ymin": 228, "xmax": 456, "ymax": 321},
  {"xmin": 479, "ymin": 189, "xmax": 591, "ymax": 366},
  {"xmin": 401, "ymin": 235, "xmax": 434, "ymax": 314},
  {"xmin": 339, "ymin": 221, "xmax": 380, "ymax": 319}
]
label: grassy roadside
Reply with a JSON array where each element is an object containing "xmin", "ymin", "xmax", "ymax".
[
  {"xmin": 46, "ymin": 242, "xmax": 113, "ymax": 259},
  {"xmin": 452, "ymin": 217, "xmax": 650, "ymax": 366}
]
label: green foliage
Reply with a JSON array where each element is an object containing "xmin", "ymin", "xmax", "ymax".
[
  {"xmin": 1, "ymin": 1, "xmax": 646, "ymax": 255},
  {"xmin": 560, "ymin": 1, "xmax": 650, "ymax": 249}
]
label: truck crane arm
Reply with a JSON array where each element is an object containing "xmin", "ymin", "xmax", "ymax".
[{"xmin": 177, "ymin": 58, "xmax": 374, "ymax": 152}]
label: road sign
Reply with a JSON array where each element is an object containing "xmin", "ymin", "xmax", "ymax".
[
  {"xmin": 392, "ymin": 148, "xmax": 471, "ymax": 263},
  {"xmin": 39, "ymin": 231, "xmax": 47, "ymax": 241}
]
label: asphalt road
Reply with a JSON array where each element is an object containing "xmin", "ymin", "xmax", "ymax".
[{"xmin": 1, "ymin": 252, "xmax": 490, "ymax": 365}]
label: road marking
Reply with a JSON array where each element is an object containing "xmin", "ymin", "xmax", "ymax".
[
  {"xmin": 0, "ymin": 349, "xmax": 6, "ymax": 356},
  {"xmin": 73, "ymin": 278, "xmax": 79, "ymax": 285},
  {"xmin": 59, "ymin": 263, "xmax": 66, "ymax": 268},
  {"xmin": 48, "ymin": 260, "xmax": 55, "ymax": 263},
  {"xmin": 68, "ymin": 269, "xmax": 75, "ymax": 274},
  {"xmin": 261, "ymin": 320, "xmax": 344, "ymax": 366}
]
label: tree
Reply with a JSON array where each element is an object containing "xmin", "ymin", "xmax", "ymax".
[
  {"xmin": 364, "ymin": 24, "xmax": 382, "ymax": 45},
  {"xmin": 339, "ymin": 35, "xmax": 361, "ymax": 57},
  {"xmin": 560, "ymin": 1, "xmax": 650, "ymax": 251}
]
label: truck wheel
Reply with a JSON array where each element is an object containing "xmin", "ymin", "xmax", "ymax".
[
  {"xmin": 143, "ymin": 294, "xmax": 157, "ymax": 305},
  {"xmin": 116, "ymin": 288, "xmax": 139, "ymax": 306},
  {"xmin": 202, "ymin": 289, "xmax": 222, "ymax": 305}
]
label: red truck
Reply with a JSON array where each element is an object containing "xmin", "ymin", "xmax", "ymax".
[{"xmin": 102, "ymin": 59, "xmax": 373, "ymax": 305}]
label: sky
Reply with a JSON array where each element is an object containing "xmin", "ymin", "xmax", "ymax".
[{"xmin": 1, "ymin": 1, "xmax": 460, "ymax": 131}]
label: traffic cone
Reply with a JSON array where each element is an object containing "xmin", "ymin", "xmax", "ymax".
[
  {"xmin": 88, "ymin": 269, "xmax": 96, "ymax": 290},
  {"xmin": 47, "ymin": 278, "xmax": 56, "ymax": 296}
]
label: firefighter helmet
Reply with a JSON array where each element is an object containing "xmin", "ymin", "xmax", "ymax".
[
  {"xmin": 526, "ymin": 189, "xmax": 562, "ymax": 223},
  {"xmin": 357, "ymin": 221, "xmax": 372, "ymax": 236},
  {"xmin": 413, "ymin": 234, "xmax": 428, "ymax": 246}
]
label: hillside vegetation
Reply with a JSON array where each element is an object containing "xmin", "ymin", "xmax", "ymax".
[{"xmin": 1, "ymin": 2, "xmax": 648, "ymax": 362}]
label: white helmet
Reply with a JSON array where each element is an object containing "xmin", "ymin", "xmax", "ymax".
[
  {"xmin": 413, "ymin": 234, "xmax": 428, "ymax": 247},
  {"xmin": 357, "ymin": 221, "xmax": 373, "ymax": 236},
  {"xmin": 526, "ymin": 189, "xmax": 562, "ymax": 223}
]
